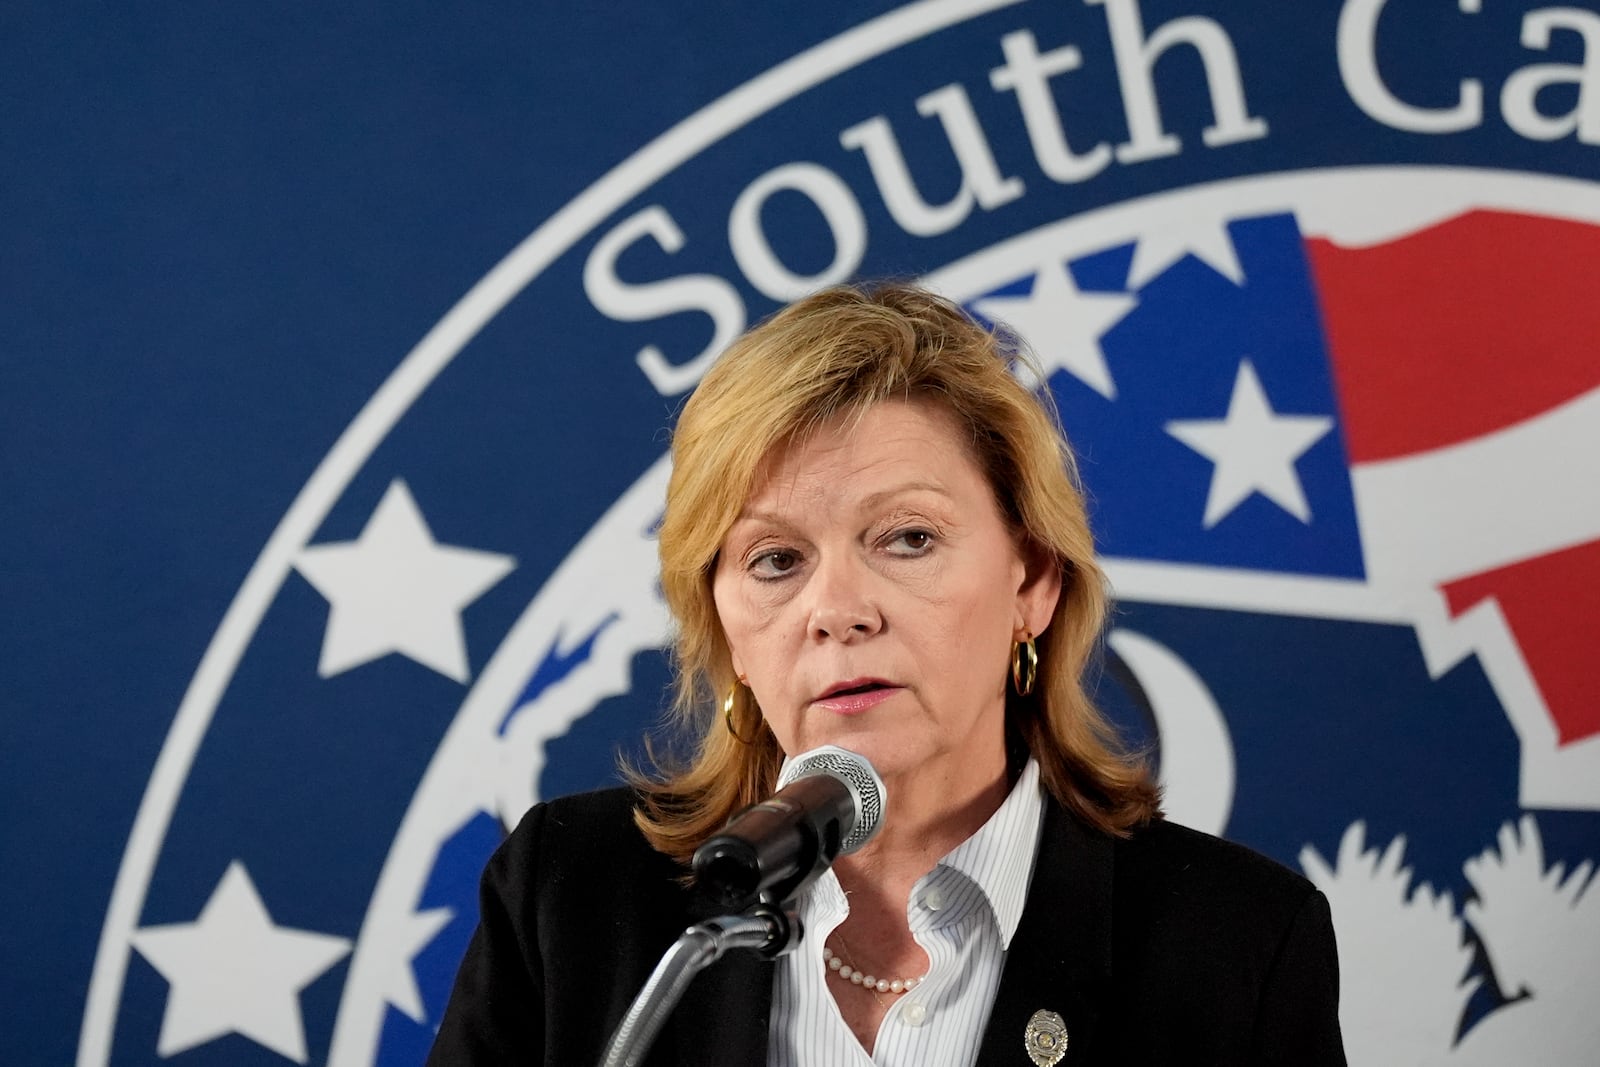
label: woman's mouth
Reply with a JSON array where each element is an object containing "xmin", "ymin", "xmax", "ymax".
[{"xmin": 813, "ymin": 680, "xmax": 900, "ymax": 714}]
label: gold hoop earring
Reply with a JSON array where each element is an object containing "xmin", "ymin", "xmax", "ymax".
[
  {"xmin": 723, "ymin": 686, "xmax": 757, "ymax": 744},
  {"xmin": 1011, "ymin": 633, "xmax": 1038, "ymax": 697}
]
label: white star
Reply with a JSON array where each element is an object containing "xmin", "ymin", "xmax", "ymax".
[
  {"xmin": 1126, "ymin": 216, "xmax": 1245, "ymax": 289},
  {"xmin": 130, "ymin": 862, "xmax": 351, "ymax": 1063},
  {"xmin": 1166, "ymin": 360, "xmax": 1334, "ymax": 528},
  {"xmin": 972, "ymin": 259, "xmax": 1136, "ymax": 399},
  {"xmin": 383, "ymin": 907, "xmax": 454, "ymax": 1023},
  {"xmin": 295, "ymin": 480, "xmax": 515, "ymax": 681}
]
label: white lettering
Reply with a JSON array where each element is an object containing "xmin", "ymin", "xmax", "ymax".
[
  {"xmin": 839, "ymin": 83, "xmax": 1024, "ymax": 237},
  {"xmin": 1337, "ymin": 0, "xmax": 1483, "ymax": 133},
  {"xmin": 582, "ymin": 206, "xmax": 747, "ymax": 397},
  {"xmin": 1088, "ymin": 0, "xmax": 1269, "ymax": 163},
  {"xmin": 728, "ymin": 162, "xmax": 867, "ymax": 301},
  {"xmin": 1502, "ymin": 7, "xmax": 1600, "ymax": 144},
  {"xmin": 990, "ymin": 29, "xmax": 1112, "ymax": 184}
]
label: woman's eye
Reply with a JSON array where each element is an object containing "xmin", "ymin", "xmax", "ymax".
[
  {"xmin": 749, "ymin": 549, "xmax": 800, "ymax": 578},
  {"xmin": 887, "ymin": 529, "xmax": 935, "ymax": 555}
]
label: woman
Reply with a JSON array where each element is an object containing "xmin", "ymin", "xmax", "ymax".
[{"xmin": 428, "ymin": 283, "xmax": 1346, "ymax": 1065}]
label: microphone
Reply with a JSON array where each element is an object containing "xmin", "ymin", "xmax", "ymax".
[{"xmin": 692, "ymin": 745, "xmax": 886, "ymax": 908}]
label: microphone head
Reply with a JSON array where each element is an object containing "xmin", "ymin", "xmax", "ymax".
[{"xmin": 776, "ymin": 746, "xmax": 886, "ymax": 854}]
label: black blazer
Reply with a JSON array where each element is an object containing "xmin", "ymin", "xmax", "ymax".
[{"xmin": 428, "ymin": 788, "xmax": 1345, "ymax": 1065}]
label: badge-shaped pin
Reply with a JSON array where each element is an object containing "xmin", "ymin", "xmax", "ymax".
[{"xmin": 1023, "ymin": 1008, "xmax": 1068, "ymax": 1066}]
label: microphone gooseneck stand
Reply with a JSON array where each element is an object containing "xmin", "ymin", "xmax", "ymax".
[
  {"xmin": 599, "ymin": 746, "xmax": 885, "ymax": 1067},
  {"xmin": 598, "ymin": 902, "xmax": 800, "ymax": 1067}
]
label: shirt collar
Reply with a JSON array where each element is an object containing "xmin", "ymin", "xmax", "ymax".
[
  {"xmin": 935, "ymin": 757, "xmax": 1044, "ymax": 949},
  {"xmin": 792, "ymin": 757, "xmax": 1046, "ymax": 949}
]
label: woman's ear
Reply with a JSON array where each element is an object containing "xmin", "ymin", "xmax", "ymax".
[{"xmin": 1014, "ymin": 541, "xmax": 1064, "ymax": 638}]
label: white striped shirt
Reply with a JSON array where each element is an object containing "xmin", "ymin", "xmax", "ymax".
[{"xmin": 767, "ymin": 759, "xmax": 1045, "ymax": 1066}]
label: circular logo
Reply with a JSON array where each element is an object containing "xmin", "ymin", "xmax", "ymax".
[{"xmin": 86, "ymin": 5, "xmax": 1600, "ymax": 1064}]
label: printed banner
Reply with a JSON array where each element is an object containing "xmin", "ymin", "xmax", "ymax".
[{"xmin": 5, "ymin": 2, "xmax": 1598, "ymax": 1064}]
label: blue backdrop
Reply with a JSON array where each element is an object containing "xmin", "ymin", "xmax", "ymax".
[{"xmin": 5, "ymin": 2, "xmax": 1599, "ymax": 1064}]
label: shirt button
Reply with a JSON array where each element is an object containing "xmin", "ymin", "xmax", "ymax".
[
  {"xmin": 904, "ymin": 1000, "xmax": 928, "ymax": 1026},
  {"xmin": 921, "ymin": 886, "xmax": 945, "ymax": 912}
]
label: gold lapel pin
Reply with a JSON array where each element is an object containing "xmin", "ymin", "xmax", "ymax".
[{"xmin": 1023, "ymin": 1008, "xmax": 1068, "ymax": 1067}]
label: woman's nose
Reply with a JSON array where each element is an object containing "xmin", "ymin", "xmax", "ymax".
[{"xmin": 806, "ymin": 554, "xmax": 882, "ymax": 641}]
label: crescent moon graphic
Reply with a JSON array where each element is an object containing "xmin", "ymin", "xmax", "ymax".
[{"xmin": 1108, "ymin": 628, "xmax": 1236, "ymax": 835}]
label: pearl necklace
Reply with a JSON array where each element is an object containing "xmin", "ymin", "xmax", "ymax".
[{"xmin": 822, "ymin": 943, "xmax": 922, "ymax": 995}]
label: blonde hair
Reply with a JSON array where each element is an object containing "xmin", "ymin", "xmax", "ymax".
[{"xmin": 636, "ymin": 282, "xmax": 1160, "ymax": 862}]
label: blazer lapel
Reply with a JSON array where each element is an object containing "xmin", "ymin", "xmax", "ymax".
[
  {"xmin": 976, "ymin": 798, "xmax": 1115, "ymax": 1066},
  {"xmin": 663, "ymin": 894, "xmax": 776, "ymax": 1066},
  {"xmin": 655, "ymin": 800, "xmax": 1114, "ymax": 1067},
  {"xmin": 669, "ymin": 949, "xmax": 773, "ymax": 1065}
]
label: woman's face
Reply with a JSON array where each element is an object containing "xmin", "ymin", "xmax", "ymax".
[{"xmin": 712, "ymin": 398, "xmax": 1061, "ymax": 793}]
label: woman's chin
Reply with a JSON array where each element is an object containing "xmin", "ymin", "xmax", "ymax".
[{"xmin": 800, "ymin": 732, "xmax": 924, "ymax": 784}]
